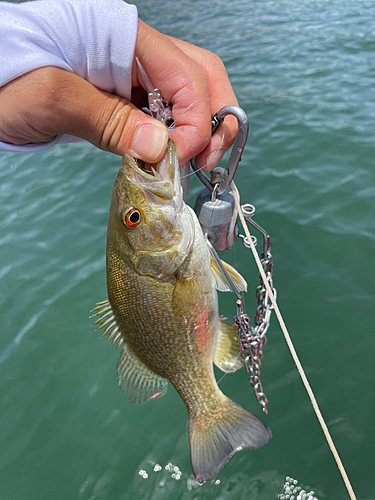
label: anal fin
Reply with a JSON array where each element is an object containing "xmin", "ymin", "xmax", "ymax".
[
  {"xmin": 213, "ymin": 319, "xmax": 244, "ymax": 373},
  {"xmin": 117, "ymin": 344, "xmax": 168, "ymax": 404}
]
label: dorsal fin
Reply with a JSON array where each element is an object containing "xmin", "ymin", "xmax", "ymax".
[
  {"xmin": 117, "ymin": 344, "xmax": 168, "ymax": 404},
  {"xmin": 90, "ymin": 299, "xmax": 123, "ymax": 349},
  {"xmin": 91, "ymin": 300, "xmax": 168, "ymax": 403}
]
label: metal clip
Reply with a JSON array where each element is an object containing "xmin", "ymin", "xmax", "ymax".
[{"xmin": 190, "ymin": 105, "xmax": 249, "ymax": 195}]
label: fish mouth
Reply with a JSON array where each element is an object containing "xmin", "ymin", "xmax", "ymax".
[{"xmin": 122, "ymin": 139, "xmax": 181, "ymax": 202}]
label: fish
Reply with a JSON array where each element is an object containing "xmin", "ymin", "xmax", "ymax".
[{"xmin": 91, "ymin": 139, "xmax": 272, "ymax": 484}]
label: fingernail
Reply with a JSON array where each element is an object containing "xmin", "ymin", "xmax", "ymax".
[
  {"xmin": 205, "ymin": 129, "xmax": 226, "ymax": 170},
  {"xmin": 129, "ymin": 120, "xmax": 168, "ymax": 162}
]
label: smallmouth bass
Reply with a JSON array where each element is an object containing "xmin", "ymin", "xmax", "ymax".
[{"xmin": 91, "ymin": 140, "xmax": 271, "ymax": 483}]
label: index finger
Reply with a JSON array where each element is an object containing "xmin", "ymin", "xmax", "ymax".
[
  {"xmin": 135, "ymin": 21, "xmax": 213, "ymax": 166},
  {"xmin": 166, "ymin": 36, "xmax": 239, "ymax": 171}
]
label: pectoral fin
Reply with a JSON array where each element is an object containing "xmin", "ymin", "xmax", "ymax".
[
  {"xmin": 213, "ymin": 319, "xmax": 244, "ymax": 373},
  {"xmin": 117, "ymin": 344, "xmax": 168, "ymax": 404},
  {"xmin": 172, "ymin": 274, "xmax": 200, "ymax": 315},
  {"xmin": 209, "ymin": 254, "xmax": 247, "ymax": 293}
]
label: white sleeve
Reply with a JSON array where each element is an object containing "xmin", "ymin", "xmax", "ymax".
[{"xmin": 0, "ymin": 0, "xmax": 138, "ymax": 153}]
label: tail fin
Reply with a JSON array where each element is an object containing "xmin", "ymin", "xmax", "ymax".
[{"xmin": 189, "ymin": 398, "xmax": 272, "ymax": 484}]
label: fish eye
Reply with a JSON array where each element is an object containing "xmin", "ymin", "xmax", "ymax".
[{"xmin": 121, "ymin": 207, "xmax": 141, "ymax": 228}]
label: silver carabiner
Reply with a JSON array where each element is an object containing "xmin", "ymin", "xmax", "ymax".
[{"xmin": 190, "ymin": 105, "xmax": 249, "ymax": 195}]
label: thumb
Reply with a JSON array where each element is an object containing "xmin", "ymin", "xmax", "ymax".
[
  {"xmin": 82, "ymin": 92, "xmax": 169, "ymax": 161},
  {"xmin": 0, "ymin": 67, "xmax": 168, "ymax": 162},
  {"xmin": 55, "ymin": 70, "xmax": 169, "ymax": 161}
]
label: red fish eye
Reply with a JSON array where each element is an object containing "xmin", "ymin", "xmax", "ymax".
[{"xmin": 122, "ymin": 208, "xmax": 141, "ymax": 228}]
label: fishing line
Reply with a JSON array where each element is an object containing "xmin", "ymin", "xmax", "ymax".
[
  {"xmin": 231, "ymin": 182, "xmax": 357, "ymax": 500},
  {"xmin": 216, "ymin": 372, "xmax": 228, "ymax": 385},
  {"xmin": 179, "ymin": 162, "xmax": 207, "ymax": 181},
  {"xmin": 179, "ymin": 127, "xmax": 227, "ymax": 182}
]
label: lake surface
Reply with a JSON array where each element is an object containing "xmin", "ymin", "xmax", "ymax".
[{"xmin": 0, "ymin": 0, "xmax": 374, "ymax": 498}]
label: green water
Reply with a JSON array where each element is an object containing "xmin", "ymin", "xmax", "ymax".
[{"xmin": 1, "ymin": 0, "xmax": 374, "ymax": 498}]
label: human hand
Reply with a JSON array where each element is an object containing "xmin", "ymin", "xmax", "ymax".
[
  {"xmin": 134, "ymin": 21, "xmax": 239, "ymax": 170},
  {"xmin": 0, "ymin": 20, "xmax": 238, "ymax": 170}
]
